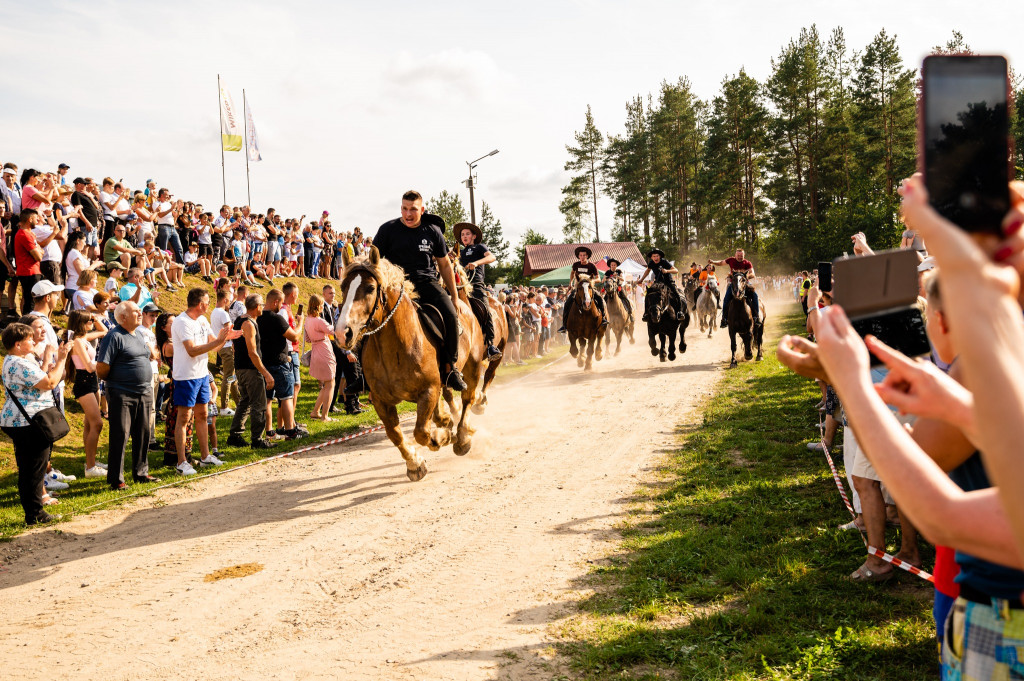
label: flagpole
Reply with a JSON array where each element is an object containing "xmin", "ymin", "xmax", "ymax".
[
  {"xmin": 217, "ymin": 74, "xmax": 226, "ymax": 205},
  {"xmin": 243, "ymin": 89, "xmax": 251, "ymax": 207}
]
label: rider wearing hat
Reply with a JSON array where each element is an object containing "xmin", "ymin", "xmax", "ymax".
[
  {"xmin": 708, "ymin": 248, "xmax": 759, "ymax": 328},
  {"xmin": 638, "ymin": 249, "xmax": 685, "ymax": 322},
  {"xmin": 455, "ymin": 222, "xmax": 502, "ymax": 361},
  {"xmin": 557, "ymin": 246, "xmax": 609, "ymax": 333},
  {"xmin": 602, "ymin": 258, "xmax": 634, "ymax": 323},
  {"xmin": 372, "ymin": 190, "xmax": 468, "ymax": 391}
]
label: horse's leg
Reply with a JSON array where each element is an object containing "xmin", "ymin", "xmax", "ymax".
[
  {"xmin": 374, "ymin": 396, "xmax": 427, "ymax": 482},
  {"xmin": 729, "ymin": 331, "xmax": 738, "ymax": 367},
  {"xmin": 568, "ymin": 333, "xmax": 579, "ymax": 359},
  {"xmin": 648, "ymin": 326, "xmax": 659, "ymax": 356},
  {"xmin": 413, "ymin": 388, "xmax": 446, "ymax": 451},
  {"xmin": 678, "ymin": 319, "xmax": 687, "ymax": 355},
  {"xmin": 594, "ymin": 328, "xmax": 603, "ymax": 361},
  {"xmin": 659, "ymin": 331, "xmax": 667, "ymax": 362},
  {"xmin": 668, "ymin": 325, "xmax": 677, "ymax": 361},
  {"xmin": 743, "ymin": 331, "xmax": 753, "ymax": 360},
  {"xmin": 454, "ymin": 365, "xmax": 478, "ymax": 456}
]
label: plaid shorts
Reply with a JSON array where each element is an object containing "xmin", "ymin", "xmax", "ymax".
[{"xmin": 942, "ymin": 596, "xmax": 1024, "ymax": 680}]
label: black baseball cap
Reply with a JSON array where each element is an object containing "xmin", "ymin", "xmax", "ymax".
[
  {"xmin": 72, "ymin": 177, "xmax": 86, "ymax": 185},
  {"xmin": 58, "ymin": 163, "xmax": 70, "ymax": 170}
]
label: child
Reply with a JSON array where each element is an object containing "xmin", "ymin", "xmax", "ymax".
[
  {"xmin": 287, "ymin": 240, "xmax": 301, "ymax": 276},
  {"xmin": 103, "ymin": 264, "xmax": 124, "ymax": 297},
  {"xmin": 207, "ymin": 380, "xmax": 221, "ymax": 461},
  {"xmin": 184, "ymin": 242, "xmax": 213, "ymax": 280}
]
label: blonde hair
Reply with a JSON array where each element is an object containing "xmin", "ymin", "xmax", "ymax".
[
  {"xmin": 78, "ymin": 270, "xmax": 98, "ymax": 288},
  {"xmin": 307, "ymin": 294, "xmax": 323, "ymax": 317}
]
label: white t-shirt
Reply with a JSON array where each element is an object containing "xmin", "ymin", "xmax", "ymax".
[
  {"xmin": 228, "ymin": 299, "xmax": 246, "ymax": 322},
  {"xmin": 210, "ymin": 307, "xmax": 231, "ymax": 334},
  {"xmin": 104, "ymin": 277, "xmax": 119, "ymax": 295},
  {"xmin": 72, "ymin": 288, "xmax": 94, "ymax": 311},
  {"xmin": 100, "ymin": 190, "xmax": 115, "ymax": 219},
  {"xmin": 156, "ymin": 201, "xmax": 174, "ymax": 226},
  {"xmin": 184, "ymin": 250, "xmax": 198, "ymax": 266},
  {"xmin": 31, "ymin": 224, "xmax": 62, "ymax": 262},
  {"xmin": 197, "ymin": 222, "xmax": 213, "ymax": 245},
  {"xmin": 64, "ymin": 248, "xmax": 85, "ymax": 290},
  {"xmin": 137, "ymin": 324, "xmax": 159, "ymax": 377},
  {"xmin": 170, "ymin": 312, "xmax": 214, "ymax": 381}
]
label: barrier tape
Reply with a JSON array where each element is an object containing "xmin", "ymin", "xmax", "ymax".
[{"xmin": 816, "ymin": 412, "xmax": 934, "ymax": 583}]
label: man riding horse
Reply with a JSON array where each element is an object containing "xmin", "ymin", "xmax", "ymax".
[
  {"xmin": 602, "ymin": 258, "xmax": 634, "ymax": 324},
  {"xmin": 638, "ymin": 249, "xmax": 685, "ymax": 322},
  {"xmin": 709, "ymin": 248, "xmax": 760, "ymax": 329},
  {"xmin": 557, "ymin": 246, "xmax": 609, "ymax": 333},
  {"xmin": 454, "ymin": 222, "xmax": 503, "ymax": 362},
  {"xmin": 371, "ymin": 190, "xmax": 468, "ymax": 391}
]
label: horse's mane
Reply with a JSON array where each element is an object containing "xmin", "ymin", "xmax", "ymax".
[
  {"xmin": 446, "ymin": 253, "xmax": 474, "ymax": 295},
  {"xmin": 343, "ymin": 255, "xmax": 417, "ymax": 299}
]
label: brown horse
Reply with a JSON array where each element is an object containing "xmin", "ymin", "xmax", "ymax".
[
  {"xmin": 565, "ymin": 274, "xmax": 604, "ymax": 371},
  {"xmin": 335, "ymin": 247, "xmax": 486, "ymax": 481}
]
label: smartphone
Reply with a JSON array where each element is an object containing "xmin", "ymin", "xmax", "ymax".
[
  {"xmin": 921, "ymin": 55, "xmax": 1011, "ymax": 234},
  {"xmin": 65, "ymin": 329, "xmax": 74, "ymax": 342},
  {"xmin": 817, "ymin": 262, "xmax": 832, "ymax": 293},
  {"xmin": 296, "ymin": 304, "xmax": 304, "ymax": 316}
]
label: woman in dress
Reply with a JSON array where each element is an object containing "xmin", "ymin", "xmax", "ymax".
[{"xmin": 303, "ymin": 294, "xmax": 337, "ymax": 421}]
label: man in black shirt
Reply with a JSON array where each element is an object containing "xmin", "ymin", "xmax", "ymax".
[
  {"xmin": 638, "ymin": 249, "xmax": 685, "ymax": 321},
  {"xmin": 372, "ymin": 191, "xmax": 467, "ymax": 391},
  {"xmin": 602, "ymin": 258, "xmax": 634, "ymax": 322},
  {"xmin": 557, "ymin": 246, "xmax": 608, "ymax": 333},
  {"xmin": 70, "ymin": 177, "xmax": 101, "ymax": 257},
  {"xmin": 227, "ymin": 293, "xmax": 275, "ymax": 449},
  {"xmin": 255, "ymin": 288, "xmax": 305, "ymax": 440},
  {"xmin": 455, "ymin": 222, "xmax": 501, "ymax": 361}
]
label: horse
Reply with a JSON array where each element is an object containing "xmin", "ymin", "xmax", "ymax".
[
  {"xmin": 565, "ymin": 274, "xmax": 605, "ymax": 371},
  {"xmin": 644, "ymin": 282, "xmax": 681, "ymax": 362},
  {"xmin": 725, "ymin": 272, "xmax": 766, "ymax": 367},
  {"xmin": 335, "ymin": 247, "xmax": 487, "ymax": 481},
  {"xmin": 602, "ymin": 279, "xmax": 634, "ymax": 356},
  {"xmin": 696, "ymin": 278, "xmax": 719, "ymax": 338},
  {"xmin": 682, "ymin": 277, "xmax": 700, "ymax": 315}
]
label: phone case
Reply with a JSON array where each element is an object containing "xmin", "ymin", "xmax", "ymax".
[{"xmin": 831, "ymin": 249, "xmax": 920, "ymax": 319}]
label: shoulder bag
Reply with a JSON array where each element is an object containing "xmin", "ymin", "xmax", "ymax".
[{"xmin": 4, "ymin": 385, "xmax": 70, "ymax": 444}]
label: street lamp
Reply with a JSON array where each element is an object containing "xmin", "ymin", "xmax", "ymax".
[{"xmin": 464, "ymin": 148, "xmax": 499, "ymax": 224}]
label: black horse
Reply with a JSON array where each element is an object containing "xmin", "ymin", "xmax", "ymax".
[
  {"xmin": 644, "ymin": 282, "xmax": 687, "ymax": 362},
  {"xmin": 725, "ymin": 272, "xmax": 764, "ymax": 367}
]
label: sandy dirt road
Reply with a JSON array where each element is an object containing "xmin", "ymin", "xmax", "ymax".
[{"xmin": 0, "ymin": 305, "xmax": 774, "ymax": 680}]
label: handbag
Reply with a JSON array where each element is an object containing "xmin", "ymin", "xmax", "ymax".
[
  {"xmin": 300, "ymin": 328, "xmax": 311, "ymax": 367},
  {"xmin": 5, "ymin": 386, "xmax": 71, "ymax": 444}
]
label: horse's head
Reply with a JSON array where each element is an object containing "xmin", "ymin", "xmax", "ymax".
[
  {"xmin": 644, "ymin": 283, "xmax": 668, "ymax": 323},
  {"xmin": 707, "ymin": 277, "xmax": 719, "ymax": 292},
  {"xmin": 734, "ymin": 271, "xmax": 748, "ymax": 296},
  {"xmin": 575, "ymin": 274, "xmax": 593, "ymax": 310},
  {"xmin": 335, "ymin": 246, "xmax": 413, "ymax": 349}
]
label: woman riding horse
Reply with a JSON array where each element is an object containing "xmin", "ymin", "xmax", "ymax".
[{"xmin": 602, "ymin": 258, "xmax": 634, "ymax": 324}]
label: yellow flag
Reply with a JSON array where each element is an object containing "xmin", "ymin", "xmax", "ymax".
[{"xmin": 220, "ymin": 83, "xmax": 242, "ymax": 152}]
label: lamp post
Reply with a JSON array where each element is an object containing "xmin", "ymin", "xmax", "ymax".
[{"xmin": 464, "ymin": 149, "xmax": 499, "ymax": 224}]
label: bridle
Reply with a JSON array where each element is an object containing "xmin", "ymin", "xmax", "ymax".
[{"xmin": 349, "ymin": 268, "xmax": 405, "ymax": 338}]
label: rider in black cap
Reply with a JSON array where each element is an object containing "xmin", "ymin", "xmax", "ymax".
[
  {"xmin": 557, "ymin": 246, "xmax": 609, "ymax": 333},
  {"xmin": 638, "ymin": 249, "xmax": 685, "ymax": 321},
  {"xmin": 372, "ymin": 190, "xmax": 468, "ymax": 391},
  {"xmin": 602, "ymin": 258, "xmax": 634, "ymax": 323},
  {"xmin": 455, "ymin": 222, "xmax": 502, "ymax": 361}
]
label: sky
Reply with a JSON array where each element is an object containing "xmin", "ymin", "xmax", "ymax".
[{"xmin": 4, "ymin": 0, "xmax": 1024, "ymax": 250}]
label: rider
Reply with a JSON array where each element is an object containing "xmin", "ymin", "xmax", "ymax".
[
  {"xmin": 708, "ymin": 248, "xmax": 760, "ymax": 328},
  {"xmin": 557, "ymin": 246, "xmax": 609, "ymax": 333},
  {"xmin": 372, "ymin": 190, "xmax": 468, "ymax": 391},
  {"xmin": 699, "ymin": 264, "xmax": 721, "ymax": 308},
  {"xmin": 602, "ymin": 258, "xmax": 634, "ymax": 323},
  {"xmin": 638, "ymin": 249, "xmax": 685, "ymax": 322},
  {"xmin": 454, "ymin": 222, "xmax": 502, "ymax": 361}
]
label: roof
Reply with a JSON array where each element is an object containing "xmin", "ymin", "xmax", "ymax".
[{"xmin": 523, "ymin": 242, "xmax": 645, "ymax": 277}]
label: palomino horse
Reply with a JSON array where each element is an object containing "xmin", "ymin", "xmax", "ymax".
[
  {"xmin": 696, "ymin": 278, "xmax": 719, "ymax": 338},
  {"xmin": 565, "ymin": 274, "xmax": 604, "ymax": 371},
  {"xmin": 602, "ymin": 280, "xmax": 634, "ymax": 356},
  {"xmin": 335, "ymin": 247, "xmax": 486, "ymax": 481},
  {"xmin": 725, "ymin": 272, "xmax": 766, "ymax": 367},
  {"xmin": 644, "ymin": 282, "xmax": 682, "ymax": 362}
]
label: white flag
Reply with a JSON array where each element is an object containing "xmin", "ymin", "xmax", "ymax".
[
  {"xmin": 245, "ymin": 97, "xmax": 262, "ymax": 162},
  {"xmin": 219, "ymin": 81, "xmax": 242, "ymax": 152}
]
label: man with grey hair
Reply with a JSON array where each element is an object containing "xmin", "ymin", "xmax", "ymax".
[{"xmin": 96, "ymin": 300, "xmax": 158, "ymax": 490}]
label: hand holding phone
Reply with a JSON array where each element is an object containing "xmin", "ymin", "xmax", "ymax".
[{"xmin": 296, "ymin": 304, "xmax": 305, "ymax": 316}]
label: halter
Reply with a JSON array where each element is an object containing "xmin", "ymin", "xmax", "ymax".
[{"xmin": 355, "ymin": 270, "xmax": 405, "ymax": 338}]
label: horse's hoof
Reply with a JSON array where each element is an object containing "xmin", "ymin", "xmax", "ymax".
[
  {"xmin": 577, "ymin": 357, "xmax": 585, "ymax": 367},
  {"xmin": 453, "ymin": 440, "xmax": 471, "ymax": 456},
  {"xmin": 470, "ymin": 403, "xmax": 485, "ymax": 415},
  {"xmin": 744, "ymin": 352, "xmax": 753, "ymax": 360},
  {"xmin": 406, "ymin": 463, "xmax": 428, "ymax": 482},
  {"xmin": 668, "ymin": 353, "xmax": 676, "ymax": 361},
  {"xmin": 730, "ymin": 360, "xmax": 738, "ymax": 368},
  {"xmin": 650, "ymin": 349, "xmax": 658, "ymax": 356},
  {"xmin": 569, "ymin": 348, "xmax": 578, "ymax": 358},
  {"xmin": 756, "ymin": 355, "xmax": 763, "ymax": 362},
  {"xmin": 660, "ymin": 354, "xmax": 667, "ymax": 362}
]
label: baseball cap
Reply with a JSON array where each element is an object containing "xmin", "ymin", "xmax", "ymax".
[
  {"xmin": 32, "ymin": 280, "xmax": 65, "ymax": 297},
  {"xmin": 2, "ymin": 167, "xmax": 15, "ymax": 175},
  {"xmin": 142, "ymin": 302, "xmax": 162, "ymax": 314},
  {"xmin": 58, "ymin": 163, "xmax": 70, "ymax": 170},
  {"xmin": 72, "ymin": 177, "xmax": 85, "ymax": 185},
  {"xmin": 146, "ymin": 178, "xmax": 154, "ymax": 184}
]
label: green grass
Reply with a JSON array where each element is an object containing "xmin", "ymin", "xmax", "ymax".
[{"xmin": 560, "ymin": 311, "xmax": 936, "ymax": 680}]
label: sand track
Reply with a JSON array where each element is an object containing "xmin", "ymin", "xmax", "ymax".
[{"xmin": 0, "ymin": 304, "xmax": 778, "ymax": 680}]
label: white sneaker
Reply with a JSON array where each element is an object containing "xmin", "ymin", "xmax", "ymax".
[
  {"xmin": 176, "ymin": 461, "xmax": 198, "ymax": 476},
  {"xmin": 49, "ymin": 469, "xmax": 76, "ymax": 482},
  {"xmin": 44, "ymin": 477, "xmax": 69, "ymax": 491},
  {"xmin": 220, "ymin": 407, "xmax": 235, "ymax": 416},
  {"xmin": 84, "ymin": 466, "xmax": 106, "ymax": 479},
  {"xmin": 94, "ymin": 461, "xmax": 108, "ymax": 470},
  {"xmin": 199, "ymin": 454, "xmax": 224, "ymax": 467}
]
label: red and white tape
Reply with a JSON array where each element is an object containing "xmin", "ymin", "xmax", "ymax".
[{"xmin": 817, "ymin": 413, "xmax": 934, "ymax": 583}]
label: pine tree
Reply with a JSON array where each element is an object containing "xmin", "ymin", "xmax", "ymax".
[
  {"xmin": 425, "ymin": 190, "xmax": 468, "ymax": 233},
  {"xmin": 563, "ymin": 105, "xmax": 605, "ymax": 241},
  {"xmin": 559, "ymin": 176, "xmax": 590, "ymax": 243},
  {"xmin": 478, "ymin": 201, "xmax": 509, "ymax": 263}
]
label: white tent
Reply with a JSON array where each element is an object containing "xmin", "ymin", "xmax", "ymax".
[{"xmin": 616, "ymin": 258, "xmax": 647, "ymax": 280}]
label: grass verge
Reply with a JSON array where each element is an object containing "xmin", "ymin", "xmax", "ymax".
[{"xmin": 559, "ymin": 310, "xmax": 936, "ymax": 680}]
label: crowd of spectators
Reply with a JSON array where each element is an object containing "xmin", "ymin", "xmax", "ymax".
[{"xmin": 779, "ymin": 176, "xmax": 1024, "ymax": 678}]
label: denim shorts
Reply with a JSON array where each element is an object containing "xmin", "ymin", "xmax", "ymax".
[
  {"xmin": 84, "ymin": 228, "xmax": 98, "ymax": 247},
  {"xmin": 266, "ymin": 363, "xmax": 294, "ymax": 400},
  {"xmin": 290, "ymin": 351, "xmax": 301, "ymax": 384}
]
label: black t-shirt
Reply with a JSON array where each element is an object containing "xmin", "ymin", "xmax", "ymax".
[
  {"xmin": 71, "ymin": 191, "xmax": 100, "ymax": 229},
  {"xmin": 571, "ymin": 262, "xmax": 599, "ymax": 280},
  {"xmin": 232, "ymin": 316, "xmax": 261, "ymax": 371},
  {"xmin": 459, "ymin": 243, "xmax": 489, "ymax": 285},
  {"xmin": 256, "ymin": 310, "xmax": 290, "ymax": 366},
  {"xmin": 373, "ymin": 218, "xmax": 448, "ymax": 281}
]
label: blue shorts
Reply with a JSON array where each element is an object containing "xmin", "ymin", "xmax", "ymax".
[
  {"xmin": 290, "ymin": 351, "xmax": 301, "ymax": 385},
  {"xmin": 266, "ymin": 363, "xmax": 294, "ymax": 400},
  {"xmin": 172, "ymin": 376, "xmax": 211, "ymax": 407},
  {"xmin": 253, "ymin": 242, "xmax": 264, "ymax": 254},
  {"xmin": 84, "ymin": 229, "xmax": 99, "ymax": 247}
]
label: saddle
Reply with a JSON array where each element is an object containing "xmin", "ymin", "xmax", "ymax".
[{"xmin": 414, "ymin": 302, "xmax": 447, "ymax": 347}]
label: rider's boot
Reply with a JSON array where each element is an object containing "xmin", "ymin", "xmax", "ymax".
[
  {"xmin": 720, "ymin": 314, "xmax": 728, "ymax": 329},
  {"xmin": 486, "ymin": 343, "xmax": 502, "ymax": 361},
  {"xmin": 443, "ymin": 365, "xmax": 468, "ymax": 391}
]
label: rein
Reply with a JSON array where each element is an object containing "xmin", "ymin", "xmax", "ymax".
[{"xmin": 359, "ymin": 276, "xmax": 405, "ymax": 338}]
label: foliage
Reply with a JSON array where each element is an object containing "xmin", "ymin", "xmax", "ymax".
[
  {"xmin": 562, "ymin": 105, "xmax": 605, "ymax": 242},
  {"xmin": 425, "ymin": 190, "xmax": 468, "ymax": 238},
  {"xmin": 506, "ymin": 228, "xmax": 551, "ymax": 286}
]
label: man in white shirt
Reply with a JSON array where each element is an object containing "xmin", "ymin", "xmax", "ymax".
[
  {"xmin": 210, "ymin": 288, "xmax": 240, "ymax": 415},
  {"xmin": 170, "ymin": 288, "xmax": 241, "ymax": 475},
  {"xmin": 153, "ymin": 187, "xmax": 184, "ymax": 265}
]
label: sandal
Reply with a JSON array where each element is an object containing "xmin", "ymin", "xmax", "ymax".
[{"xmin": 849, "ymin": 564, "xmax": 894, "ymax": 583}]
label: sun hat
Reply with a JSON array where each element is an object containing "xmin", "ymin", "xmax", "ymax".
[
  {"xmin": 454, "ymin": 222, "xmax": 483, "ymax": 244},
  {"xmin": 574, "ymin": 246, "xmax": 593, "ymax": 259}
]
